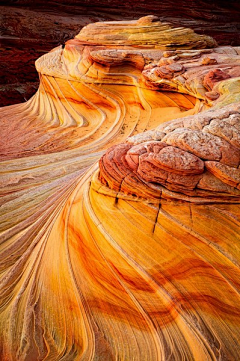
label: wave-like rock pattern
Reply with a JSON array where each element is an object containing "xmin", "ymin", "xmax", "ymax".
[
  {"xmin": 1, "ymin": 16, "xmax": 240, "ymax": 360},
  {"xmin": 1, "ymin": 0, "xmax": 240, "ymax": 107}
]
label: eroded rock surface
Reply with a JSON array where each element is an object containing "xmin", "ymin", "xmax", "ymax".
[
  {"xmin": 1, "ymin": 0, "xmax": 240, "ymax": 106},
  {"xmin": 100, "ymin": 103, "xmax": 240, "ymax": 201},
  {"xmin": 1, "ymin": 16, "xmax": 240, "ymax": 361}
]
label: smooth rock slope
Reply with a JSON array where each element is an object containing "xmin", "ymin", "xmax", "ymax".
[{"xmin": 0, "ymin": 16, "xmax": 240, "ymax": 361}]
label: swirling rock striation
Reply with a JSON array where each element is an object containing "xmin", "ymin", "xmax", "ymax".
[
  {"xmin": 1, "ymin": 16, "xmax": 240, "ymax": 361},
  {"xmin": 76, "ymin": 15, "xmax": 216, "ymax": 49},
  {"xmin": 1, "ymin": 0, "xmax": 240, "ymax": 106}
]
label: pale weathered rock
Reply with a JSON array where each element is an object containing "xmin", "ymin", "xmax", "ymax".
[
  {"xmin": 1, "ymin": 0, "xmax": 240, "ymax": 106},
  {"xmin": 1, "ymin": 16, "xmax": 240, "ymax": 361},
  {"xmin": 142, "ymin": 46, "xmax": 240, "ymax": 107}
]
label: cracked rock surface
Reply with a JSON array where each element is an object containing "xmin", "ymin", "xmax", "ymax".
[{"xmin": 1, "ymin": 16, "xmax": 240, "ymax": 361}]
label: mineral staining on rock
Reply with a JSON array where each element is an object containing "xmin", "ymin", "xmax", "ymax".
[{"xmin": 1, "ymin": 16, "xmax": 240, "ymax": 361}]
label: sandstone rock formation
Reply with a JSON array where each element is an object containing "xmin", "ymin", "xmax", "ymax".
[
  {"xmin": 1, "ymin": 0, "xmax": 240, "ymax": 106},
  {"xmin": 1, "ymin": 16, "xmax": 240, "ymax": 360}
]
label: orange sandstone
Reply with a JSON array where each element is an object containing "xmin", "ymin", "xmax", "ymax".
[{"xmin": 0, "ymin": 16, "xmax": 240, "ymax": 361}]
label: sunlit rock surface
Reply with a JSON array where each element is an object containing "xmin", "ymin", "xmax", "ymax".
[
  {"xmin": 1, "ymin": 16, "xmax": 240, "ymax": 360},
  {"xmin": 1, "ymin": 0, "xmax": 240, "ymax": 106}
]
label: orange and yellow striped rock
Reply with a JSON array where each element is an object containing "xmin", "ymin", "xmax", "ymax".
[{"xmin": 0, "ymin": 16, "xmax": 240, "ymax": 360}]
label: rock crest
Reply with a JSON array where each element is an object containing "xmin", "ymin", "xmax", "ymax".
[{"xmin": 0, "ymin": 16, "xmax": 240, "ymax": 361}]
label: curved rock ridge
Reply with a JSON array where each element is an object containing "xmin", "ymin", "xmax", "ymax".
[
  {"xmin": 36, "ymin": 15, "xmax": 217, "ymax": 83},
  {"xmin": 75, "ymin": 15, "xmax": 217, "ymax": 49},
  {"xmin": 2, "ymin": 16, "xmax": 215, "ymax": 161},
  {"xmin": 1, "ymin": 16, "xmax": 240, "ymax": 361},
  {"xmin": 2, "ymin": 1, "xmax": 240, "ymax": 107}
]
